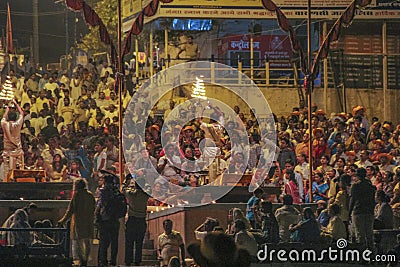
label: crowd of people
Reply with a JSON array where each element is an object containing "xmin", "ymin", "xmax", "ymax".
[
  {"xmin": 1, "ymin": 58, "xmax": 400, "ymax": 266},
  {"xmin": 0, "ymin": 63, "xmax": 133, "ymax": 186}
]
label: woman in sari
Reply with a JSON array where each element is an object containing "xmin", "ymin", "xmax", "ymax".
[
  {"xmin": 306, "ymin": 172, "xmax": 329, "ymax": 203},
  {"xmin": 284, "ymin": 171, "xmax": 301, "ymax": 204}
]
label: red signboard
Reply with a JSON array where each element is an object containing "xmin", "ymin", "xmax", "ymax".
[{"xmin": 218, "ymin": 34, "xmax": 293, "ymax": 67}]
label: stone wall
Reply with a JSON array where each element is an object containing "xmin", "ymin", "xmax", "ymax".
[{"xmin": 156, "ymin": 85, "xmax": 400, "ymax": 124}]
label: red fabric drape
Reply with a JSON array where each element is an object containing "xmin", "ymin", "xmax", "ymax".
[
  {"xmin": 82, "ymin": 2, "xmax": 101, "ymax": 27},
  {"xmin": 65, "ymin": 0, "xmax": 117, "ymax": 65},
  {"xmin": 65, "ymin": 0, "xmax": 83, "ymax": 10},
  {"xmin": 6, "ymin": 3, "xmax": 13, "ymax": 54}
]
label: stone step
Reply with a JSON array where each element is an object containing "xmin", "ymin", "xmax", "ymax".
[
  {"xmin": 142, "ymin": 239, "xmax": 154, "ymax": 249},
  {"xmin": 142, "ymin": 248, "xmax": 157, "ymax": 255},
  {"xmin": 142, "ymin": 250, "xmax": 158, "ymax": 260},
  {"xmin": 118, "ymin": 259, "xmax": 159, "ymax": 266}
]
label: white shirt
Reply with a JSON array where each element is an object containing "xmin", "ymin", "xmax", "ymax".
[{"xmin": 294, "ymin": 162, "xmax": 309, "ymax": 180}]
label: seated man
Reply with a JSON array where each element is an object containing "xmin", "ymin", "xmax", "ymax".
[
  {"xmin": 274, "ymin": 195, "xmax": 301, "ymax": 242},
  {"xmin": 289, "ymin": 207, "xmax": 321, "ymax": 243},
  {"xmin": 233, "ymin": 219, "xmax": 258, "ymax": 260},
  {"xmin": 321, "ymin": 204, "xmax": 347, "ymax": 242},
  {"xmin": 158, "ymin": 219, "xmax": 186, "ymax": 267}
]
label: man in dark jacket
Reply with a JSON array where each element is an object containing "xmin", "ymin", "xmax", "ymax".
[
  {"xmin": 40, "ymin": 117, "xmax": 59, "ymax": 142},
  {"xmin": 123, "ymin": 176, "xmax": 149, "ymax": 266},
  {"xmin": 349, "ymin": 168, "xmax": 376, "ymax": 248},
  {"xmin": 277, "ymin": 138, "xmax": 296, "ymax": 170},
  {"xmin": 95, "ymin": 174, "xmax": 120, "ymax": 267}
]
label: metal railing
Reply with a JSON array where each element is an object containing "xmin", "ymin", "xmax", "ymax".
[
  {"xmin": 0, "ymin": 227, "xmax": 71, "ymax": 266},
  {"xmin": 135, "ymin": 56, "xmax": 315, "ymax": 88}
]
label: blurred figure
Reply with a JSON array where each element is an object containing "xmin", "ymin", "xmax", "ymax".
[
  {"xmin": 58, "ymin": 179, "xmax": 95, "ymax": 267},
  {"xmin": 10, "ymin": 209, "xmax": 32, "ymax": 246},
  {"xmin": 259, "ymin": 201, "xmax": 280, "ymax": 243},
  {"xmin": 289, "ymin": 207, "xmax": 321, "ymax": 243},
  {"xmin": 1, "ymin": 202, "xmax": 37, "ymax": 246},
  {"xmin": 233, "ymin": 220, "xmax": 258, "ymax": 260},
  {"xmin": 187, "ymin": 232, "xmax": 251, "ymax": 267},
  {"xmin": 349, "ymin": 168, "xmax": 376, "ymax": 249},
  {"xmin": 321, "ymin": 204, "xmax": 347, "ymax": 243},
  {"xmin": 374, "ymin": 190, "xmax": 393, "ymax": 230},
  {"xmin": 275, "ymin": 195, "xmax": 301, "ymax": 242}
]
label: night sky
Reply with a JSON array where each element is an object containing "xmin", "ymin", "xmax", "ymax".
[{"xmin": 0, "ymin": 0, "xmax": 89, "ymax": 65}]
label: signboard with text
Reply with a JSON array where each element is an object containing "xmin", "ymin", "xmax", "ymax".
[{"xmin": 123, "ymin": 0, "xmax": 400, "ymax": 30}]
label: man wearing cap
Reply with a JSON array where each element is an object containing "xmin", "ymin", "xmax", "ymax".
[
  {"xmin": 349, "ymin": 168, "xmax": 376, "ymax": 249},
  {"xmin": 180, "ymin": 125, "xmax": 198, "ymax": 149},
  {"xmin": 95, "ymin": 174, "xmax": 120, "ymax": 267},
  {"xmin": 381, "ymin": 131, "xmax": 394, "ymax": 153},
  {"xmin": 352, "ymin": 105, "xmax": 370, "ymax": 133},
  {"xmin": 355, "ymin": 150, "xmax": 373, "ymax": 169},
  {"xmin": 378, "ymin": 153, "xmax": 395, "ymax": 172},
  {"xmin": 295, "ymin": 132, "xmax": 310, "ymax": 158}
]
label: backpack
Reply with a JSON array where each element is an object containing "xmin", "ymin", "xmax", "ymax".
[{"xmin": 105, "ymin": 190, "xmax": 128, "ymax": 219}]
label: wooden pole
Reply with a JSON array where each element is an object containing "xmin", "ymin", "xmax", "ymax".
[
  {"xmin": 117, "ymin": 0, "xmax": 124, "ymax": 185},
  {"xmin": 250, "ymin": 35, "xmax": 254, "ymax": 80},
  {"xmin": 307, "ymin": 0, "xmax": 313, "ymax": 203},
  {"xmin": 382, "ymin": 22, "xmax": 388, "ymax": 122},
  {"xmin": 135, "ymin": 37, "xmax": 139, "ymax": 79},
  {"xmin": 164, "ymin": 28, "xmax": 169, "ymax": 68},
  {"xmin": 150, "ymin": 29, "xmax": 154, "ymax": 77},
  {"xmin": 323, "ymin": 21, "xmax": 328, "ymax": 112}
]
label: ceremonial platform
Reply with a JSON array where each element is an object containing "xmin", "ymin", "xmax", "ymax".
[{"xmin": 0, "ymin": 182, "xmax": 73, "ymax": 200}]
